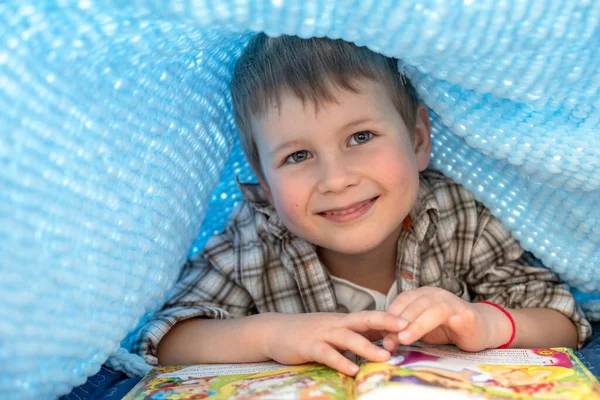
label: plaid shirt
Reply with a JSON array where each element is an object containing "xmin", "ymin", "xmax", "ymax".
[{"xmin": 132, "ymin": 170, "xmax": 591, "ymax": 365}]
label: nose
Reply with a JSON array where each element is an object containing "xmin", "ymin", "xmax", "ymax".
[{"xmin": 315, "ymin": 153, "xmax": 360, "ymax": 194}]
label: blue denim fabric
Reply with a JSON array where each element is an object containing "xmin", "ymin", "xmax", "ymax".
[
  {"xmin": 59, "ymin": 365, "xmax": 141, "ymax": 400},
  {"xmin": 575, "ymin": 321, "xmax": 600, "ymax": 378}
]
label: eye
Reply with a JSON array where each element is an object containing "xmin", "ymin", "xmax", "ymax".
[
  {"xmin": 285, "ymin": 150, "xmax": 312, "ymax": 164},
  {"xmin": 348, "ymin": 131, "xmax": 374, "ymax": 146}
]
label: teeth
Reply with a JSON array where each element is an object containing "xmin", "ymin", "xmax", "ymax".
[{"xmin": 324, "ymin": 200, "xmax": 370, "ymax": 216}]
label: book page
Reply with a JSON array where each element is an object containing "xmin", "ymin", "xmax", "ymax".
[
  {"xmin": 157, "ymin": 361, "xmax": 290, "ymax": 379},
  {"xmin": 124, "ymin": 362, "xmax": 353, "ymax": 399},
  {"xmin": 355, "ymin": 344, "xmax": 600, "ymax": 400}
]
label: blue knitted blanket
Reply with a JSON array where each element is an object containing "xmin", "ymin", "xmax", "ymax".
[{"xmin": 1, "ymin": 1, "xmax": 599, "ymax": 398}]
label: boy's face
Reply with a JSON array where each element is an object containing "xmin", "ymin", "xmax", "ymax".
[{"xmin": 251, "ymin": 79, "xmax": 431, "ymax": 256}]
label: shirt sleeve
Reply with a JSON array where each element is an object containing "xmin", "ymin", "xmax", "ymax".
[
  {"xmin": 129, "ymin": 238, "xmax": 256, "ymax": 366},
  {"xmin": 464, "ymin": 204, "xmax": 592, "ymax": 349}
]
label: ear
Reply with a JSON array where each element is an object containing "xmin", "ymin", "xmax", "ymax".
[
  {"xmin": 413, "ymin": 104, "xmax": 432, "ymax": 172},
  {"xmin": 258, "ymin": 176, "xmax": 274, "ymax": 206},
  {"xmin": 253, "ymin": 164, "xmax": 275, "ymax": 206}
]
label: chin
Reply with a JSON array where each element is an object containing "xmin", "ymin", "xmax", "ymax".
[{"xmin": 327, "ymin": 239, "xmax": 384, "ymax": 256}]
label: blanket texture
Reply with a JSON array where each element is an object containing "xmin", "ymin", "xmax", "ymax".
[{"xmin": 1, "ymin": 1, "xmax": 599, "ymax": 398}]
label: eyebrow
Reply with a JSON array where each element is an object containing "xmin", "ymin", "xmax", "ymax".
[
  {"xmin": 268, "ymin": 117, "xmax": 376, "ymax": 157},
  {"xmin": 341, "ymin": 117, "xmax": 375, "ymax": 131},
  {"xmin": 269, "ymin": 140, "xmax": 305, "ymax": 157}
]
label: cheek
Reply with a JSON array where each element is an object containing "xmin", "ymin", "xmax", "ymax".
[
  {"xmin": 369, "ymin": 148, "xmax": 418, "ymax": 185},
  {"xmin": 270, "ymin": 185, "xmax": 306, "ymax": 223}
]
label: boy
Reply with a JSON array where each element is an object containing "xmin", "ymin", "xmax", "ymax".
[{"xmin": 132, "ymin": 34, "xmax": 591, "ymax": 376}]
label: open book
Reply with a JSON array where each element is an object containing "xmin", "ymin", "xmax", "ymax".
[{"xmin": 124, "ymin": 343, "xmax": 600, "ymax": 399}]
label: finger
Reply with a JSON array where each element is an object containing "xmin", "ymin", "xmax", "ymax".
[
  {"xmin": 310, "ymin": 342, "xmax": 360, "ymax": 376},
  {"xmin": 387, "ymin": 289, "xmax": 426, "ymax": 316},
  {"xmin": 330, "ymin": 329, "xmax": 391, "ymax": 363},
  {"xmin": 344, "ymin": 311, "xmax": 408, "ymax": 333},
  {"xmin": 398, "ymin": 307, "xmax": 448, "ymax": 345},
  {"xmin": 421, "ymin": 327, "xmax": 453, "ymax": 345},
  {"xmin": 396, "ymin": 295, "xmax": 438, "ymax": 325},
  {"xmin": 362, "ymin": 329, "xmax": 387, "ymax": 342},
  {"xmin": 382, "ymin": 331, "xmax": 399, "ymax": 352}
]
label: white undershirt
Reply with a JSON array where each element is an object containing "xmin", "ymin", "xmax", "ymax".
[{"xmin": 330, "ymin": 275, "xmax": 399, "ymax": 313}]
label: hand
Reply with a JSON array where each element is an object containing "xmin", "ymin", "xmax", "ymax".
[
  {"xmin": 382, "ymin": 287, "xmax": 512, "ymax": 352},
  {"xmin": 259, "ymin": 311, "xmax": 408, "ymax": 376}
]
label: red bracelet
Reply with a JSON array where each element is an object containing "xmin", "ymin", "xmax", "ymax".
[{"xmin": 481, "ymin": 301, "xmax": 516, "ymax": 349}]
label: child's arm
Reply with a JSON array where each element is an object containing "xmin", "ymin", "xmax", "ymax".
[
  {"xmin": 131, "ymin": 243, "xmax": 404, "ymax": 375},
  {"xmin": 156, "ymin": 311, "xmax": 408, "ymax": 376},
  {"xmin": 509, "ymin": 307, "xmax": 578, "ymax": 348}
]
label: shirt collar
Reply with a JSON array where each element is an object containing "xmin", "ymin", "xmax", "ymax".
[
  {"xmin": 236, "ymin": 174, "xmax": 440, "ymax": 243},
  {"xmin": 406, "ymin": 176, "xmax": 439, "ymax": 245},
  {"xmin": 235, "ymin": 177, "xmax": 288, "ymax": 239}
]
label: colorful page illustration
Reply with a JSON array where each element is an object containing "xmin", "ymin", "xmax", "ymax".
[
  {"xmin": 354, "ymin": 344, "xmax": 600, "ymax": 399},
  {"xmin": 123, "ymin": 361, "xmax": 353, "ymax": 399},
  {"xmin": 125, "ymin": 345, "xmax": 599, "ymax": 399}
]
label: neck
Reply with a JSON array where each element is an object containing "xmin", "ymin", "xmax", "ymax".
[{"xmin": 318, "ymin": 225, "xmax": 402, "ymax": 294}]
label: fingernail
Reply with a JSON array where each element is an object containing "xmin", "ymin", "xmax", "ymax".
[
  {"xmin": 350, "ymin": 364, "xmax": 359, "ymax": 374},
  {"xmin": 396, "ymin": 318, "xmax": 408, "ymax": 328},
  {"xmin": 377, "ymin": 349, "xmax": 389, "ymax": 358},
  {"xmin": 398, "ymin": 331, "xmax": 410, "ymax": 342}
]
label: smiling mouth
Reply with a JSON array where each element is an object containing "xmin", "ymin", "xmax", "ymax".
[{"xmin": 318, "ymin": 196, "xmax": 378, "ymax": 222}]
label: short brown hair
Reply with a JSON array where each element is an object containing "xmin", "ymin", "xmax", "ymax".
[{"xmin": 231, "ymin": 33, "xmax": 419, "ymax": 178}]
